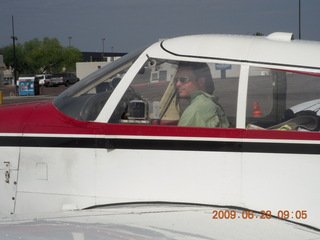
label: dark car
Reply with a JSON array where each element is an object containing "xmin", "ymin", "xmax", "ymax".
[{"xmin": 50, "ymin": 73, "xmax": 79, "ymax": 86}]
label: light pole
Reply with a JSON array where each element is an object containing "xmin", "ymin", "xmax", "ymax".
[
  {"xmin": 68, "ymin": 36, "xmax": 72, "ymax": 46},
  {"xmin": 102, "ymin": 38, "xmax": 105, "ymax": 61},
  {"xmin": 11, "ymin": 16, "xmax": 18, "ymax": 86},
  {"xmin": 111, "ymin": 46, "xmax": 114, "ymax": 61},
  {"xmin": 299, "ymin": 0, "xmax": 301, "ymax": 39}
]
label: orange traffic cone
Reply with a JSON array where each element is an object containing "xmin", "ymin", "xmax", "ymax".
[{"xmin": 253, "ymin": 101, "xmax": 262, "ymax": 117}]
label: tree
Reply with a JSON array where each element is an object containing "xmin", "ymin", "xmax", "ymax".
[
  {"xmin": 0, "ymin": 43, "xmax": 25, "ymax": 75},
  {"xmin": 62, "ymin": 46, "xmax": 83, "ymax": 72},
  {"xmin": 0, "ymin": 37, "xmax": 82, "ymax": 76}
]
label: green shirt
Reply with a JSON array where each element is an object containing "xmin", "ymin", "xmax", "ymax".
[{"xmin": 178, "ymin": 91, "xmax": 229, "ymax": 128}]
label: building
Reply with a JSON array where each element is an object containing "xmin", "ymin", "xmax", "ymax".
[
  {"xmin": 81, "ymin": 51, "xmax": 127, "ymax": 62},
  {"xmin": 77, "ymin": 51, "xmax": 127, "ymax": 80},
  {"xmin": 0, "ymin": 56, "xmax": 6, "ymax": 86}
]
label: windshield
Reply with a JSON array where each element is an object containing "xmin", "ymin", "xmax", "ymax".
[
  {"xmin": 108, "ymin": 59, "xmax": 239, "ymax": 127},
  {"xmin": 53, "ymin": 48, "xmax": 145, "ymax": 121}
]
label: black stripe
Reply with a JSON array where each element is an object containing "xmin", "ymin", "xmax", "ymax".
[
  {"xmin": 1, "ymin": 136, "xmax": 320, "ymax": 154},
  {"xmin": 0, "ymin": 136, "xmax": 101, "ymax": 148},
  {"xmin": 112, "ymin": 139, "xmax": 242, "ymax": 152},
  {"xmin": 242, "ymin": 142, "xmax": 320, "ymax": 155},
  {"xmin": 160, "ymin": 41, "xmax": 320, "ymax": 71}
]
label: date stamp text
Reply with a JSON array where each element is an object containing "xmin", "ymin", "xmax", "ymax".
[{"xmin": 212, "ymin": 210, "xmax": 308, "ymax": 220}]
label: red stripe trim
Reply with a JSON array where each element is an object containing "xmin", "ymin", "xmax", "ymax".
[
  {"xmin": 270, "ymin": 68, "xmax": 320, "ymax": 77},
  {"xmin": 2, "ymin": 101, "xmax": 320, "ymax": 142}
]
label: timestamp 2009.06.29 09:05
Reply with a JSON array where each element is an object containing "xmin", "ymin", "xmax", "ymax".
[{"xmin": 212, "ymin": 210, "xmax": 308, "ymax": 220}]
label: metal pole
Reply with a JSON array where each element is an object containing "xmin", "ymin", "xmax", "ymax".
[
  {"xmin": 102, "ymin": 38, "xmax": 105, "ymax": 61},
  {"xmin": 68, "ymin": 36, "xmax": 72, "ymax": 46},
  {"xmin": 11, "ymin": 16, "xmax": 18, "ymax": 86},
  {"xmin": 299, "ymin": 0, "xmax": 301, "ymax": 39},
  {"xmin": 111, "ymin": 46, "xmax": 114, "ymax": 61}
]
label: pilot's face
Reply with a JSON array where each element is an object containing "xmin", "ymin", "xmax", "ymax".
[{"xmin": 175, "ymin": 67, "xmax": 201, "ymax": 98}]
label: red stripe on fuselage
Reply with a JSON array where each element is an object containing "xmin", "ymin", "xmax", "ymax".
[{"xmin": 1, "ymin": 101, "xmax": 320, "ymax": 141}]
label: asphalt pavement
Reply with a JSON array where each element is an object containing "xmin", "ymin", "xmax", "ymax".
[{"xmin": 0, "ymin": 85, "xmax": 66, "ymax": 105}]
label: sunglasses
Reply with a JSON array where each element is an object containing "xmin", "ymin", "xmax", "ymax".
[{"xmin": 174, "ymin": 77, "xmax": 191, "ymax": 84}]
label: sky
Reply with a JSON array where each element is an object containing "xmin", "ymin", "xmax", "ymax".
[{"xmin": 1, "ymin": 0, "xmax": 320, "ymax": 53}]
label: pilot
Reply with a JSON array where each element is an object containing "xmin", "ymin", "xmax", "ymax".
[{"xmin": 175, "ymin": 61, "xmax": 229, "ymax": 128}]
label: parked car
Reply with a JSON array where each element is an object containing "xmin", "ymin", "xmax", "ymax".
[
  {"xmin": 49, "ymin": 73, "xmax": 79, "ymax": 86},
  {"xmin": 34, "ymin": 74, "xmax": 52, "ymax": 86}
]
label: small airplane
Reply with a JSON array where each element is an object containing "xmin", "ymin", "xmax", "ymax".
[
  {"xmin": 1, "ymin": 203, "xmax": 320, "ymax": 239},
  {"xmin": 1, "ymin": 32, "xmax": 320, "ymax": 236}
]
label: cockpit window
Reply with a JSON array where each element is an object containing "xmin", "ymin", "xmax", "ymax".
[
  {"xmin": 109, "ymin": 59, "xmax": 240, "ymax": 128},
  {"xmin": 246, "ymin": 67, "xmax": 320, "ymax": 131},
  {"xmin": 53, "ymin": 48, "xmax": 145, "ymax": 121}
]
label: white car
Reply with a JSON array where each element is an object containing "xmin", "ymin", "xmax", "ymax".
[{"xmin": 35, "ymin": 74, "xmax": 52, "ymax": 86}]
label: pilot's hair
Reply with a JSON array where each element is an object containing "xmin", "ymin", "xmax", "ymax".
[{"xmin": 178, "ymin": 61, "xmax": 215, "ymax": 94}]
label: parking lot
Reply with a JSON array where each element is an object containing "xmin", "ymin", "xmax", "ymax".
[{"xmin": 0, "ymin": 85, "xmax": 66, "ymax": 105}]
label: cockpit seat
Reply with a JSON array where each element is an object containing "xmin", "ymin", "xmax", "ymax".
[{"xmin": 268, "ymin": 114, "xmax": 319, "ymax": 131}]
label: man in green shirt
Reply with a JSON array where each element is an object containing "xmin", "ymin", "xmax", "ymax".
[{"xmin": 175, "ymin": 62, "xmax": 229, "ymax": 128}]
